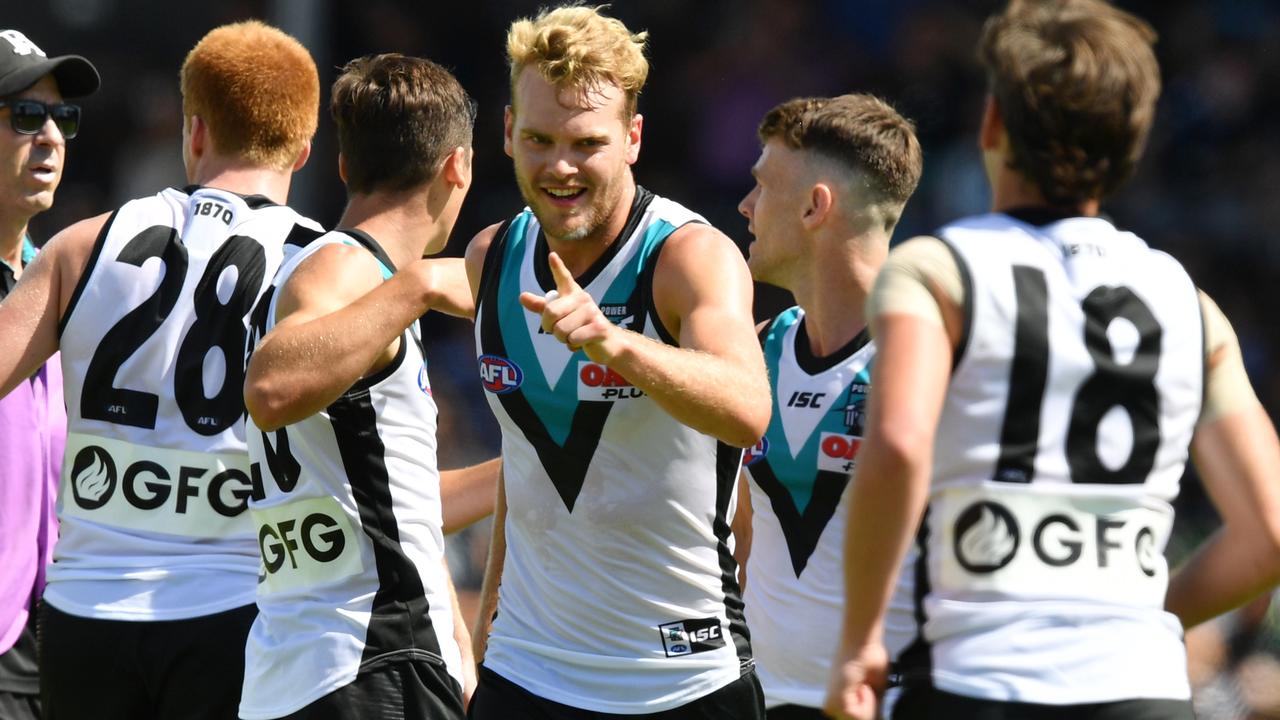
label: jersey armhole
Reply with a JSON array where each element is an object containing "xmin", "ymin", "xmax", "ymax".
[
  {"xmin": 476, "ymin": 218, "xmax": 515, "ymax": 311},
  {"xmin": 640, "ymin": 233, "xmax": 679, "ymax": 347},
  {"xmin": 58, "ymin": 208, "xmax": 119, "ymax": 340},
  {"xmin": 936, "ymin": 235, "xmax": 975, "ymax": 373}
]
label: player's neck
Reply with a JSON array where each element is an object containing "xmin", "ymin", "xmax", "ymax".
[
  {"xmin": 791, "ymin": 233, "xmax": 881, "ymax": 358},
  {"xmin": 990, "ymin": 169, "xmax": 1099, "ymax": 217},
  {"xmin": 190, "ymin": 159, "xmax": 293, "ymax": 206},
  {"xmin": 0, "ymin": 213, "xmax": 30, "ymax": 271},
  {"xmin": 340, "ymin": 190, "xmax": 437, "ymax": 270}
]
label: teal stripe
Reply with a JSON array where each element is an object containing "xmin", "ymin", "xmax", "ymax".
[{"xmin": 756, "ymin": 308, "xmax": 873, "ymax": 512}]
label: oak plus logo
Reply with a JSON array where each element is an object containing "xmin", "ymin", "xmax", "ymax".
[
  {"xmin": 817, "ymin": 432, "xmax": 861, "ymax": 473},
  {"xmin": 70, "ymin": 445, "xmax": 117, "ymax": 510},
  {"xmin": 953, "ymin": 501, "xmax": 1020, "ymax": 573},
  {"xmin": 577, "ymin": 362, "xmax": 644, "ymax": 401}
]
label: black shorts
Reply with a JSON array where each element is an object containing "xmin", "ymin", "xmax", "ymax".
[
  {"xmin": 765, "ymin": 704, "xmax": 825, "ymax": 719},
  {"xmin": 469, "ymin": 664, "xmax": 765, "ymax": 720},
  {"xmin": 276, "ymin": 653, "xmax": 466, "ymax": 720},
  {"xmin": 39, "ymin": 602, "xmax": 256, "ymax": 720},
  {"xmin": 892, "ymin": 686, "xmax": 1195, "ymax": 720}
]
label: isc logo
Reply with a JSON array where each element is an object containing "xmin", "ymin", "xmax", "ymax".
[
  {"xmin": 817, "ymin": 432, "xmax": 861, "ymax": 473},
  {"xmin": 578, "ymin": 362, "xmax": 644, "ymax": 401},
  {"xmin": 658, "ymin": 617, "xmax": 727, "ymax": 657},
  {"xmin": 478, "ymin": 355, "xmax": 523, "ymax": 394}
]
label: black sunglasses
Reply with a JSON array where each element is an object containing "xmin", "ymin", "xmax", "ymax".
[{"xmin": 0, "ymin": 99, "xmax": 81, "ymax": 139}]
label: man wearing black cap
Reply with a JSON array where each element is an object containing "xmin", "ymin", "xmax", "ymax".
[{"xmin": 0, "ymin": 28, "xmax": 99, "ymax": 720}]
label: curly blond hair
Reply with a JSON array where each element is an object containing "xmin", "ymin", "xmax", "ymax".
[
  {"xmin": 507, "ymin": 5, "xmax": 649, "ymax": 118},
  {"xmin": 180, "ymin": 20, "xmax": 319, "ymax": 171}
]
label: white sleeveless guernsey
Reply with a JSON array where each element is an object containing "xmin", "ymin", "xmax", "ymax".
[
  {"xmin": 240, "ymin": 230, "xmax": 462, "ymax": 719},
  {"xmin": 52, "ymin": 186, "xmax": 322, "ymax": 620},
  {"xmin": 903, "ymin": 212, "xmax": 1203, "ymax": 704},
  {"xmin": 474, "ymin": 188, "xmax": 751, "ymax": 713},
  {"xmin": 743, "ymin": 307, "xmax": 917, "ymax": 709}
]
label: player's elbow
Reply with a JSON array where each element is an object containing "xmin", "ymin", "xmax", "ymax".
[
  {"xmin": 722, "ymin": 395, "xmax": 772, "ymax": 449},
  {"xmin": 244, "ymin": 370, "xmax": 292, "ymax": 433},
  {"xmin": 873, "ymin": 418, "xmax": 934, "ymax": 476},
  {"xmin": 1248, "ymin": 517, "xmax": 1280, "ymax": 579}
]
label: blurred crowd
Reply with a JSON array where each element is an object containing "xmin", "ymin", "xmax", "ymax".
[{"xmin": 9, "ymin": 0, "xmax": 1280, "ymax": 716}]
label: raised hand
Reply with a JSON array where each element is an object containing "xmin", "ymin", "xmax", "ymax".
[{"xmin": 518, "ymin": 252, "xmax": 625, "ymax": 363}]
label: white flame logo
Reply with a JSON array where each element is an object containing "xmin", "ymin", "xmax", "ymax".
[
  {"xmin": 957, "ymin": 505, "xmax": 1017, "ymax": 571},
  {"xmin": 73, "ymin": 451, "xmax": 112, "ymax": 503}
]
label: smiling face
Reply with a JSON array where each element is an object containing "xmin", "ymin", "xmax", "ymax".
[
  {"xmin": 739, "ymin": 139, "xmax": 811, "ymax": 287},
  {"xmin": 505, "ymin": 67, "xmax": 641, "ymax": 246},
  {"xmin": 0, "ymin": 75, "xmax": 67, "ymax": 225}
]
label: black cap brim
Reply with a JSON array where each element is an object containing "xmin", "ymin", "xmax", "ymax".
[{"xmin": 0, "ymin": 54, "xmax": 100, "ymax": 99}]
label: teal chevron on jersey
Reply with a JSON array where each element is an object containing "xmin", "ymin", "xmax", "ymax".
[
  {"xmin": 757, "ymin": 308, "xmax": 873, "ymax": 512},
  {"xmin": 492, "ymin": 208, "xmax": 672, "ymax": 447}
]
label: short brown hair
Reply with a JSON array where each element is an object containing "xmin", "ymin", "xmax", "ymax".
[
  {"xmin": 180, "ymin": 21, "xmax": 318, "ymax": 171},
  {"xmin": 507, "ymin": 5, "xmax": 649, "ymax": 118},
  {"xmin": 758, "ymin": 94, "xmax": 923, "ymax": 207},
  {"xmin": 331, "ymin": 54, "xmax": 476, "ymax": 195},
  {"xmin": 979, "ymin": 0, "xmax": 1160, "ymax": 205}
]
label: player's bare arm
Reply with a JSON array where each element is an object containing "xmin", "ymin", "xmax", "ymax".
[
  {"xmin": 441, "ymin": 458, "xmax": 500, "ymax": 534},
  {"xmin": 472, "ymin": 466, "xmax": 506, "ymax": 665},
  {"xmin": 419, "ymin": 256, "xmax": 475, "ymax": 319},
  {"xmin": 464, "ymin": 222, "xmax": 501, "ymax": 302},
  {"xmin": 519, "ymin": 224, "xmax": 770, "ymax": 448},
  {"xmin": 730, "ymin": 473, "xmax": 754, "ymax": 590},
  {"xmin": 1165, "ymin": 297, "xmax": 1280, "ymax": 628},
  {"xmin": 0, "ymin": 212, "xmax": 107, "ymax": 398},
  {"xmin": 444, "ymin": 555, "xmax": 479, "ymax": 706},
  {"xmin": 245, "ymin": 242, "xmax": 453, "ymax": 431},
  {"xmin": 824, "ymin": 312, "xmax": 950, "ymax": 720}
]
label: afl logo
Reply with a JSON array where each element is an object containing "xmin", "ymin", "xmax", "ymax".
[
  {"xmin": 478, "ymin": 355, "xmax": 523, "ymax": 394},
  {"xmin": 954, "ymin": 501, "xmax": 1019, "ymax": 574},
  {"xmin": 743, "ymin": 436, "xmax": 769, "ymax": 466},
  {"xmin": 69, "ymin": 445, "xmax": 117, "ymax": 510}
]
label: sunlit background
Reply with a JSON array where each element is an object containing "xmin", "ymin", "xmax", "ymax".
[{"xmin": 10, "ymin": 2, "xmax": 1280, "ymax": 715}]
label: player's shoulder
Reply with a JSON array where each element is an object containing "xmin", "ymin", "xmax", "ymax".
[
  {"xmin": 285, "ymin": 231, "xmax": 384, "ymax": 293},
  {"xmin": 465, "ymin": 221, "xmax": 507, "ymax": 271},
  {"xmin": 45, "ymin": 210, "xmax": 114, "ymax": 268}
]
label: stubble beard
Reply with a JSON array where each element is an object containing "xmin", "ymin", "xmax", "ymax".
[{"xmin": 517, "ymin": 171, "xmax": 624, "ymax": 245}]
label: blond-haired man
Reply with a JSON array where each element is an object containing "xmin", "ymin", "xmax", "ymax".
[
  {"xmin": 825, "ymin": 1, "xmax": 1280, "ymax": 718},
  {"xmin": 0, "ymin": 20, "xmax": 322, "ymax": 719},
  {"xmin": 465, "ymin": 5, "xmax": 770, "ymax": 718}
]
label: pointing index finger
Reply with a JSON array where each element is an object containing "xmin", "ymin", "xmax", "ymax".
[{"xmin": 547, "ymin": 252, "xmax": 580, "ymax": 296}]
